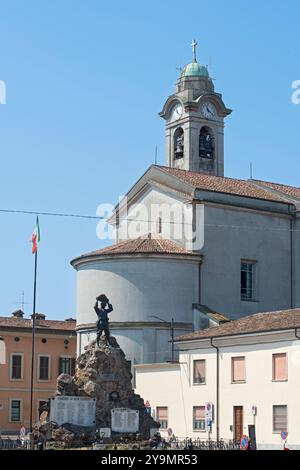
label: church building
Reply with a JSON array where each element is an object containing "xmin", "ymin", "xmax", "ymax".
[{"xmin": 72, "ymin": 42, "xmax": 300, "ymax": 368}]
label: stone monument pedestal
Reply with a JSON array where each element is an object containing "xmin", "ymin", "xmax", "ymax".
[{"xmin": 33, "ymin": 337, "xmax": 159, "ymax": 447}]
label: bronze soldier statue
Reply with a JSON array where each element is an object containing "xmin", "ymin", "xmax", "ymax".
[{"xmin": 94, "ymin": 294, "xmax": 113, "ymax": 346}]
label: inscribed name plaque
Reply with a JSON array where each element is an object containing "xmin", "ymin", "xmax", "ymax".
[
  {"xmin": 111, "ymin": 408, "xmax": 139, "ymax": 433},
  {"xmin": 50, "ymin": 396, "xmax": 96, "ymax": 426}
]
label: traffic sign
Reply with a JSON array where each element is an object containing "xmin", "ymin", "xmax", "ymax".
[
  {"xmin": 281, "ymin": 431, "xmax": 288, "ymax": 441},
  {"xmin": 240, "ymin": 435, "xmax": 249, "ymax": 450}
]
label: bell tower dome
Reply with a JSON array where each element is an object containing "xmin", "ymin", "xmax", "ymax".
[{"xmin": 159, "ymin": 40, "xmax": 232, "ymax": 176}]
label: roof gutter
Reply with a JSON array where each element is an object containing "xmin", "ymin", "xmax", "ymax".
[{"xmin": 174, "ymin": 325, "xmax": 300, "ymax": 344}]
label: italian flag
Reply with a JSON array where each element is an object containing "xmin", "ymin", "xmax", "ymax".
[{"xmin": 31, "ymin": 217, "xmax": 40, "ymax": 254}]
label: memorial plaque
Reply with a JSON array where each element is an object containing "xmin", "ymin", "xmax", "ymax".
[
  {"xmin": 99, "ymin": 428, "xmax": 111, "ymax": 438},
  {"xmin": 50, "ymin": 396, "xmax": 96, "ymax": 426},
  {"xmin": 111, "ymin": 408, "xmax": 139, "ymax": 433}
]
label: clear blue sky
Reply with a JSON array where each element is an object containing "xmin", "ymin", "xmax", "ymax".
[{"xmin": 0, "ymin": 0, "xmax": 299, "ymax": 319}]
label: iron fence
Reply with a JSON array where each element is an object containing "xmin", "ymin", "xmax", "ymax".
[
  {"xmin": 0, "ymin": 438, "xmax": 23, "ymax": 450},
  {"xmin": 168, "ymin": 437, "xmax": 240, "ymax": 450}
]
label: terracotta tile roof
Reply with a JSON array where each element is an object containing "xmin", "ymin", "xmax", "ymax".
[
  {"xmin": 252, "ymin": 179, "xmax": 300, "ymax": 200},
  {"xmin": 74, "ymin": 234, "xmax": 198, "ymax": 259},
  {"xmin": 175, "ymin": 308, "xmax": 300, "ymax": 342},
  {"xmin": 0, "ymin": 316, "xmax": 76, "ymax": 331},
  {"xmin": 156, "ymin": 166, "xmax": 294, "ymax": 204}
]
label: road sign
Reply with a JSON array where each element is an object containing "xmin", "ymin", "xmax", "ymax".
[
  {"xmin": 248, "ymin": 424, "xmax": 257, "ymax": 450},
  {"xmin": 281, "ymin": 431, "xmax": 288, "ymax": 441},
  {"xmin": 205, "ymin": 402, "xmax": 213, "ymax": 420},
  {"xmin": 144, "ymin": 400, "xmax": 151, "ymax": 414},
  {"xmin": 240, "ymin": 435, "xmax": 249, "ymax": 450}
]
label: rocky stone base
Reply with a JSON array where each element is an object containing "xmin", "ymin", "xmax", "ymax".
[{"xmin": 33, "ymin": 336, "xmax": 159, "ymax": 447}]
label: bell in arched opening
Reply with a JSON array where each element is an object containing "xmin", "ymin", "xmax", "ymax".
[
  {"xmin": 174, "ymin": 127, "xmax": 184, "ymax": 160},
  {"xmin": 199, "ymin": 127, "xmax": 214, "ymax": 159}
]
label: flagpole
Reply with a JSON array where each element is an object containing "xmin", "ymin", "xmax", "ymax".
[{"xmin": 29, "ymin": 247, "xmax": 38, "ymax": 433}]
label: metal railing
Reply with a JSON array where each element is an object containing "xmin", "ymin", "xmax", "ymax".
[
  {"xmin": 168, "ymin": 437, "xmax": 240, "ymax": 450},
  {"xmin": 0, "ymin": 438, "xmax": 23, "ymax": 450}
]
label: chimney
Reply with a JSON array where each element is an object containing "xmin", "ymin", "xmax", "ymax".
[
  {"xmin": 65, "ymin": 317, "xmax": 76, "ymax": 322},
  {"xmin": 12, "ymin": 310, "xmax": 24, "ymax": 318},
  {"xmin": 31, "ymin": 313, "xmax": 46, "ymax": 320}
]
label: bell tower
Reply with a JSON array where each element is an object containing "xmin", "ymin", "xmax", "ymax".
[{"xmin": 159, "ymin": 40, "xmax": 232, "ymax": 176}]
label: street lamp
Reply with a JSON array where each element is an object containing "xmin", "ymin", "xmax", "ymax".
[{"xmin": 150, "ymin": 315, "xmax": 175, "ymax": 362}]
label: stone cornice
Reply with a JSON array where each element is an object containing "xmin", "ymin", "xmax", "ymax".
[
  {"xmin": 71, "ymin": 251, "xmax": 202, "ymax": 269},
  {"xmin": 76, "ymin": 321, "xmax": 193, "ymax": 332}
]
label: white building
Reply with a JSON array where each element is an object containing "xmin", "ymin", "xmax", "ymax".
[
  {"xmin": 72, "ymin": 42, "xmax": 300, "ymax": 366},
  {"xmin": 135, "ymin": 308, "xmax": 300, "ymax": 450}
]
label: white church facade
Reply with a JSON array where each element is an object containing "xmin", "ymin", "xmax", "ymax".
[{"xmin": 71, "ymin": 43, "xmax": 300, "ymax": 367}]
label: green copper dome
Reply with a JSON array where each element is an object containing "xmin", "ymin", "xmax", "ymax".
[{"xmin": 181, "ymin": 61, "xmax": 209, "ymax": 78}]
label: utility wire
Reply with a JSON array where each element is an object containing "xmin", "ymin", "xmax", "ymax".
[
  {"xmin": 1, "ymin": 208, "xmax": 300, "ymax": 233},
  {"xmin": 0, "ymin": 208, "xmax": 103, "ymax": 219}
]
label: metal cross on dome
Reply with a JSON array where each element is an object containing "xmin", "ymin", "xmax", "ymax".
[{"xmin": 191, "ymin": 39, "xmax": 198, "ymax": 61}]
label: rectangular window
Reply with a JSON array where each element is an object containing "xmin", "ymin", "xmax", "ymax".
[
  {"xmin": 273, "ymin": 353, "xmax": 288, "ymax": 381},
  {"xmin": 241, "ymin": 261, "xmax": 256, "ymax": 301},
  {"xmin": 11, "ymin": 354, "xmax": 23, "ymax": 379},
  {"xmin": 193, "ymin": 406, "xmax": 206, "ymax": 431},
  {"xmin": 273, "ymin": 405, "xmax": 287, "ymax": 433},
  {"xmin": 232, "ymin": 356, "xmax": 246, "ymax": 383},
  {"xmin": 193, "ymin": 360, "xmax": 206, "ymax": 384},
  {"xmin": 39, "ymin": 356, "xmax": 50, "ymax": 380},
  {"xmin": 10, "ymin": 400, "xmax": 21, "ymax": 422},
  {"xmin": 59, "ymin": 357, "xmax": 75, "ymax": 376},
  {"xmin": 156, "ymin": 407, "xmax": 168, "ymax": 429},
  {"xmin": 156, "ymin": 216, "xmax": 162, "ymax": 234}
]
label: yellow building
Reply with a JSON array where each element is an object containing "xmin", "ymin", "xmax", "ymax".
[{"xmin": 0, "ymin": 310, "xmax": 76, "ymax": 434}]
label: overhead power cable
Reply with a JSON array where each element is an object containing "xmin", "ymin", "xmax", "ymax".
[{"xmin": 0, "ymin": 208, "xmax": 103, "ymax": 219}]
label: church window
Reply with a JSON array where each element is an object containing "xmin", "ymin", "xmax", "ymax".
[
  {"xmin": 156, "ymin": 216, "xmax": 162, "ymax": 234},
  {"xmin": 174, "ymin": 127, "xmax": 184, "ymax": 159},
  {"xmin": 199, "ymin": 127, "xmax": 214, "ymax": 159},
  {"xmin": 241, "ymin": 261, "xmax": 256, "ymax": 301}
]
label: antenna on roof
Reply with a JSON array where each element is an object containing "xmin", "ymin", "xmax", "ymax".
[
  {"xmin": 154, "ymin": 145, "xmax": 158, "ymax": 165},
  {"xmin": 250, "ymin": 162, "xmax": 253, "ymax": 179},
  {"xmin": 15, "ymin": 291, "xmax": 31, "ymax": 311}
]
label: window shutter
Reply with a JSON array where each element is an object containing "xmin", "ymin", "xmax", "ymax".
[
  {"xmin": 194, "ymin": 406, "xmax": 205, "ymax": 420},
  {"xmin": 193, "ymin": 360, "xmax": 205, "ymax": 383},
  {"xmin": 157, "ymin": 407, "xmax": 168, "ymax": 420},
  {"xmin": 273, "ymin": 405, "xmax": 287, "ymax": 432},
  {"xmin": 232, "ymin": 357, "xmax": 246, "ymax": 382},
  {"xmin": 273, "ymin": 354, "xmax": 287, "ymax": 381}
]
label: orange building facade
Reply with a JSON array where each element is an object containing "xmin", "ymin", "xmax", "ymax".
[{"xmin": 0, "ymin": 310, "xmax": 76, "ymax": 434}]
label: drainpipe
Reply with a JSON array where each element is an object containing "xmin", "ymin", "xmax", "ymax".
[
  {"xmin": 290, "ymin": 217, "xmax": 294, "ymax": 309},
  {"xmin": 210, "ymin": 338, "xmax": 219, "ymax": 440},
  {"xmin": 198, "ymin": 262, "xmax": 201, "ymax": 305}
]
